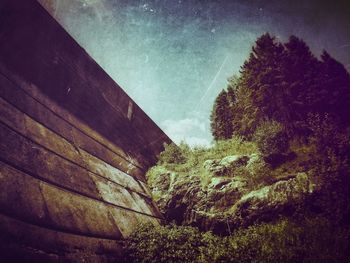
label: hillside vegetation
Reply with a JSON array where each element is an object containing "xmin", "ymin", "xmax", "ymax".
[{"xmin": 122, "ymin": 34, "xmax": 350, "ymax": 263}]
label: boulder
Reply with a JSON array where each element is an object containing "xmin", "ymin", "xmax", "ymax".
[
  {"xmin": 208, "ymin": 177, "xmax": 232, "ymax": 189},
  {"xmin": 246, "ymin": 153, "xmax": 264, "ymax": 170},
  {"xmin": 229, "ymin": 172, "xmax": 316, "ymax": 227},
  {"xmin": 203, "ymin": 155, "xmax": 250, "ymax": 176}
]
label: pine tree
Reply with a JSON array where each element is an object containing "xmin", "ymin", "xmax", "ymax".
[
  {"xmin": 278, "ymin": 35, "xmax": 320, "ymax": 136},
  {"xmin": 319, "ymin": 51, "xmax": 350, "ymax": 126},
  {"xmin": 210, "ymin": 89, "xmax": 233, "ymax": 141},
  {"xmin": 227, "ymin": 86, "xmax": 236, "ymax": 107},
  {"xmin": 234, "ymin": 33, "xmax": 285, "ymax": 138}
]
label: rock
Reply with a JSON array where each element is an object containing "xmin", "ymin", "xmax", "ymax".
[
  {"xmin": 225, "ymin": 178, "xmax": 248, "ymax": 191},
  {"xmin": 148, "ymin": 164, "xmax": 247, "ymax": 232},
  {"xmin": 229, "ymin": 172, "xmax": 315, "ymax": 227},
  {"xmin": 208, "ymin": 177, "xmax": 232, "ymax": 189},
  {"xmin": 220, "ymin": 155, "xmax": 249, "ymax": 167},
  {"xmin": 203, "ymin": 155, "xmax": 250, "ymax": 176},
  {"xmin": 246, "ymin": 153, "xmax": 263, "ymax": 169},
  {"xmin": 152, "ymin": 171, "xmax": 171, "ymax": 192},
  {"xmin": 164, "ymin": 175, "xmax": 202, "ymax": 224},
  {"xmin": 203, "ymin": 159, "xmax": 221, "ymax": 175}
]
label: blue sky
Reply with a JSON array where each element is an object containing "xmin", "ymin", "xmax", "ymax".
[{"xmin": 38, "ymin": 0, "xmax": 350, "ymax": 146}]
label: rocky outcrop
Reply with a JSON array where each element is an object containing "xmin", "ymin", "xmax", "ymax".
[
  {"xmin": 148, "ymin": 154, "xmax": 251, "ymax": 232},
  {"xmin": 148, "ymin": 153, "xmax": 317, "ymax": 234}
]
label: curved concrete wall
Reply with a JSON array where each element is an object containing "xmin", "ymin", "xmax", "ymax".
[{"xmin": 0, "ymin": 0, "xmax": 172, "ymax": 262}]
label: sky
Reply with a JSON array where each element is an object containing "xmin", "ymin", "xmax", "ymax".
[{"xmin": 38, "ymin": 0, "xmax": 350, "ymax": 146}]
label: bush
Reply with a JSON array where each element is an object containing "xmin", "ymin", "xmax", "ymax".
[
  {"xmin": 253, "ymin": 120, "xmax": 289, "ymax": 156},
  {"xmin": 305, "ymin": 113, "xmax": 350, "ymax": 223},
  {"xmin": 122, "ymin": 223, "xmax": 205, "ymax": 263},
  {"xmin": 122, "ymin": 218, "xmax": 350, "ymax": 263},
  {"xmin": 208, "ymin": 137, "xmax": 257, "ymax": 160},
  {"xmin": 226, "ymin": 217, "xmax": 350, "ymax": 263},
  {"xmin": 158, "ymin": 143, "xmax": 187, "ymax": 164}
]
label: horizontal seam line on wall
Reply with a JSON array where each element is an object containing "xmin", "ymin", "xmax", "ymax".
[
  {"xmin": 0, "ymin": 118, "xmax": 151, "ymax": 201},
  {"xmin": 0, "ymin": 156, "xmax": 163, "ymax": 220},
  {"xmin": 0, "ymin": 210, "xmax": 120, "ymax": 241},
  {"xmin": 0, "ymin": 72, "xmax": 149, "ymax": 185},
  {"xmin": 0, "ymin": 70, "xmax": 147, "ymax": 178}
]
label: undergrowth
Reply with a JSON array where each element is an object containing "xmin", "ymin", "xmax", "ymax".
[{"xmin": 122, "ymin": 217, "xmax": 350, "ymax": 263}]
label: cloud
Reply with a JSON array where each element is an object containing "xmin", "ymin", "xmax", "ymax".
[
  {"xmin": 161, "ymin": 118, "xmax": 210, "ymax": 147},
  {"xmin": 163, "ymin": 118, "xmax": 205, "ymax": 134},
  {"xmin": 185, "ymin": 137, "xmax": 211, "ymax": 147}
]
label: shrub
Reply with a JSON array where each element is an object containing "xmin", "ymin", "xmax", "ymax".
[
  {"xmin": 253, "ymin": 120, "xmax": 289, "ymax": 156},
  {"xmin": 305, "ymin": 113, "xmax": 350, "ymax": 223},
  {"xmin": 122, "ymin": 223, "xmax": 205, "ymax": 263},
  {"xmin": 226, "ymin": 217, "xmax": 350, "ymax": 263},
  {"xmin": 158, "ymin": 143, "xmax": 187, "ymax": 164},
  {"xmin": 122, "ymin": 218, "xmax": 350, "ymax": 263}
]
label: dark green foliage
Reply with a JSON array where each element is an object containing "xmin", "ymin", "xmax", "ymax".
[
  {"xmin": 234, "ymin": 33, "xmax": 287, "ymax": 138},
  {"xmin": 319, "ymin": 51, "xmax": 350, "ymax": 126},
  {"xmin": 122, "ymin": 223, "xmax": 204, "ymax": 263},
  {"xmin": 305, "ymin": 113, "xmax": 350, "ymax": 223},
  {"xmin": 253, "ymin": 120, "xmax": 289, "ymax": 156},
  {"xmin": 210, "ymin": 89, "xmax": 233, "ymax": 141},
  {"xmin": 123, "ymin": 218, "xmax": 350, "ymax": 263},
  {"xmin": 158, "ymin": 143, "xmax": 187, "ymax": 164},
  {"xmin": 226, "ymin": 86, "xmax": 236, "ymax": 106},
  {"xmin": 227, "ymin": 217, "xmax": 350, "ymax": 263},
  {"xmin": 211, "ymin": 33, "xmax": 350, "ymax": 140}
]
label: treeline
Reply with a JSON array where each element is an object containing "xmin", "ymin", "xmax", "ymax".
[{"xmin": 211, "ymin": 33, "xmax": 350, "ymax": 141}]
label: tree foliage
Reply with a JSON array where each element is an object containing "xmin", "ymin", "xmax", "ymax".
[
  {"xmin": 210, "ymin": 89, "xmax": 233, "ymax": 140},
  {"xmin": 253, "ymin": 120, "xmax": 289, "ymax": 156},
  {"xmin": 211, "ymin": 33, "xmax": 350, "ymax": 140}
]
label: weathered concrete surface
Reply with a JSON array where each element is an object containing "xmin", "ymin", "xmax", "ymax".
[
  {"xmin": 0, "ymin": 162, "xmax": 160, "ymax": 239},
  {"xmin": 0, "ymin": 0, "xmax": 171, "ymax": 261},
  {"xmin": 0, "ymin": 213, "xmax": 123, "ymax": 263}
]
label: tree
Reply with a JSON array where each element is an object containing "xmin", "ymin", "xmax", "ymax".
[
  {"xmin": 210, "ymin": 89, "xmax": 233, "ymax": 141},
  {"xmin": 282, "ymin": 35, "xmax": 321, "ymax": 136},
  {"xmin": 212, "ymin": 33, "xmax": 350, "ymax": 142},
  {"xmin": 227, "ymin": 86, "xmax": 235, "ymax": 107},
  {"xmin": 319, "ymin": 51, "xmax": 350, "ymax": 127},
  {"xmin": 233, "ymin": 33, "xmax": 286, "ymax": 138}
]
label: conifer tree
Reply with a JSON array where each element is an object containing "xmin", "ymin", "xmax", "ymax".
[
  {"xmin": 282, "ymin": 35, "xmax": 321, "ymax": 136},
  {"xmin": 234, "ymin": 33, "xmax": 285, "ymax": 138},
  {"xmin": 319, "ymin": 51, "xmax": 350, "ymax": 126},
  {"xmin": 227, "ymin": 86, "xmax": 236, "ymax": 107},
  {"xmin": 210, "ymin": 89, "xmax": 233, "ymax": 141}
]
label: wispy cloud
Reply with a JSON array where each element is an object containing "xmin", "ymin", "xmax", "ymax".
[{"xmin": 161, "ymin": 118, "xmax": 210, "ymax": 147}]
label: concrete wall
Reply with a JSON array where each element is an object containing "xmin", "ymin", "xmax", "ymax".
[{"xmin": 0, "ymin": 0, "xmax": 172, "ymax": 261}]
